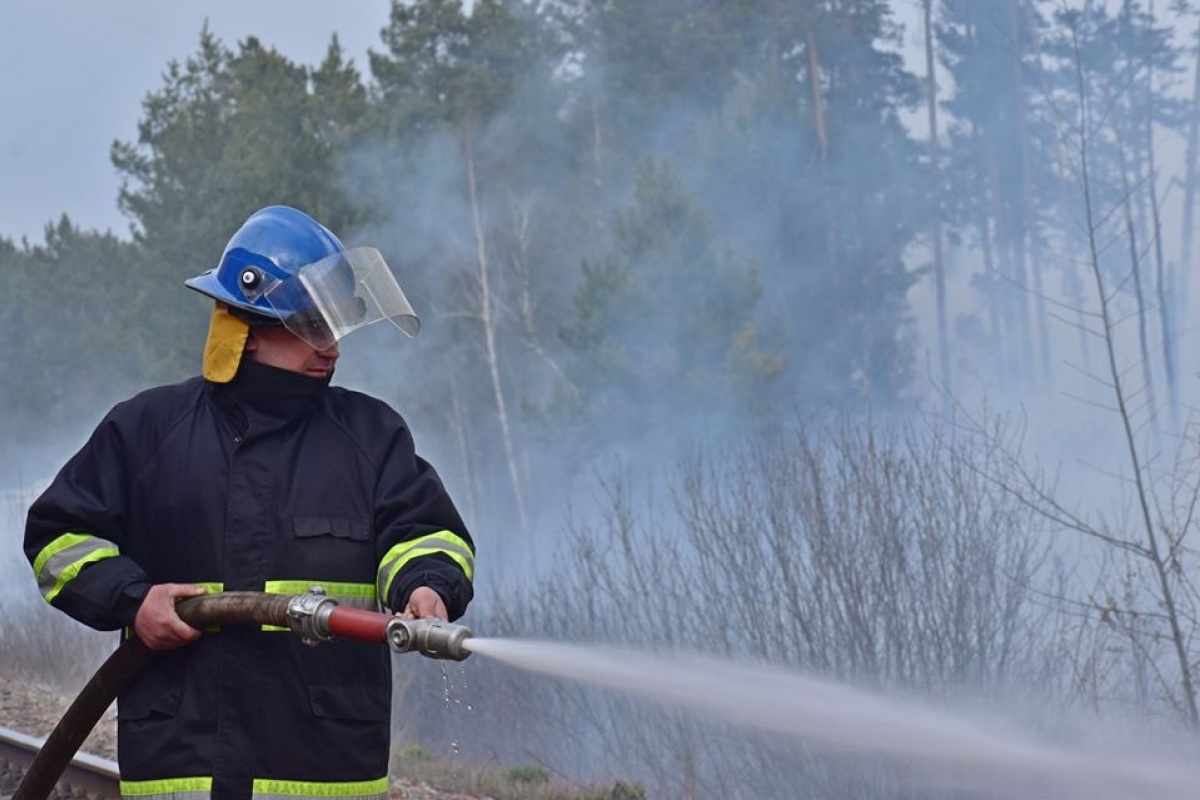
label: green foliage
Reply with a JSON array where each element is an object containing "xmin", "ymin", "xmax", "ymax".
[
  {"xmin": 559, "ymin": 158, "xmax": 781, "ymax": 436},
  {"xmin": 371, "ymin": 0, "xmax": 551, "ymax": 135},
  {"xmin": 0, "ymin": 25, "xmax": 384, "ymax": 446},
  {"xmin": 8, "ymin": 0, "xmax": 927, "ymax": 480},
  {"xmin": 0, "ymin": 218, "xmax": 162, "ymax": 438},
  {"xmin": 100, "ymin": 26, "xmax": 372, "ymax": 383},
  {"xmin": 114, "ymin": 27, "xmax": 361, "ymax": 237},
  {"xmin": 109, "ymin": 27, "xmax": 366, "ymax": 341},
  {"xmin": 397, "ymin": 743, "xmax": 433, "ymax": 760},
  {"xmin": 598, "ymin": 782, "xmax": 646, "ymax": 800},
  {"xmin": 504, "ymin": 764, "xmax": 551, "ymax": 783},
  {"xmin": 311, "ymin": 35, "xmax": 372, "ymax": 152}
]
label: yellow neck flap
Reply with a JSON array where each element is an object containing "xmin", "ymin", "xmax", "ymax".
[{"xmin": 202, "ymin": 304, "xmax": 251, "ymax": 383}]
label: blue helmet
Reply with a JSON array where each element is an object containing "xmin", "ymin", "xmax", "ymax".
[{"xmin": 185, "ymin": 205, "xmax": 346, "ymax": 322}]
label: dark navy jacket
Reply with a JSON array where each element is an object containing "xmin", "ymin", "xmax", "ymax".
[{"xmin": 24, "ymin": 361, "xmax": 474, "ymax": 800}]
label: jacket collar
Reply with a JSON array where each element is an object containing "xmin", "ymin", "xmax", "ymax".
[{"xmin": 210, "ymin": 359, "xmax": 328, "ymax": 438}]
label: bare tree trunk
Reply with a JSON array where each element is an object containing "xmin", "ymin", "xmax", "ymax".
[
  {"xmin": 1147, "ymin": 132, "xmax": 1176, "ymax": 430},
  {"xmin": 768, "ymin": 0, "xmax": 783, "ymax": 83},
  {"xmin": 1108, "ymin": 91, "xmax": 1160, "ymax": 440},
  {"xmin": 977, "ymin": 180, "xmax": 1006, "ymax": 382},
  {"xmin": 805, "ymin": 24, "xmax": 829, "ymax": 159},
  {"xmin": 590, "ymin": 94, "xmax": 604, "ymax": 189},
  {"xmin": 923, "ymin": 0, "xmax": 952, "ymax": 396},
  {"xmin": 803, "ymin": 11, "xmax": 847, "ymax": 392},
  {"xmin": 508, "ymin": 199, "xmax": 577, "ymax": 398},
  {"xmin": 463, "ymin": 122, "xmax": 529, "ymax": 535},
  {"xmin": 1178, "ymin": 15, "xmax": 1200, "ymax": 374},
  {"xmin": 1070, "ymin": 26, "xmax": 1199, "ymax": 725},
  {"xmin": 447, "ymin": 370, "xmax": 478, "ymax": 521},
  {"xmin": 1009, "ymin": 0, "xmax": 1052, "ymax": 389},
  {"xmin": 1124, "ymin": 2, "xmax": 1153, "ymax": 248},
  {"xmin": 985, "ymin": 140, "xmax": 1029, "ymax": 383},
  {"xmin": 1143, "ymin": 0, "xmax": 1178, "ymax": 429}
]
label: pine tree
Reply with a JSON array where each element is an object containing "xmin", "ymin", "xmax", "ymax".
[{"xmin": 110, "ymin": 27, "xmax": 370, "ymax": 376}]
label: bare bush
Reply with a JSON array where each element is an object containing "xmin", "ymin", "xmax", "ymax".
[{"xmin": 411, "ymin": 417, "xmax": 1064, "ymax": 798}]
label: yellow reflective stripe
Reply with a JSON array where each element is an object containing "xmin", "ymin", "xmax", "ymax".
[
  {"xmin": 377, "ymin": 531, "xmax": 474, "ymax": 605},
  {"xmin": 118, "ymin": 775, "xmax": 386, "ymax": 800},
  {"xmin": 263, "ymin": 581, "xmax": 375, "ymax": 598},
  {"xmin": 193, "ymin": 583, "xmax": 224, "ymax": 632},
  {"xmin": 252, "ymin": 775, "xmax": 388, "ymax": 799},
  {"xmin": 120, "ymin": 776, "xmax": 213, "ymax": 797},
  {"xmin": 260, "ymin": 581, "xmax": 377, "ymax": 631}
]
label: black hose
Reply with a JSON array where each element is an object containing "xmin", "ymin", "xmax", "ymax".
[{"xmin": 13, "ymin": 592, "xmax": 294, "ymax": 800}]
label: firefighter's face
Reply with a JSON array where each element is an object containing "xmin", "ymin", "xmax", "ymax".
[{"xmin": 245, "ymin": 325, "xmax": 339, "ymax": 379}]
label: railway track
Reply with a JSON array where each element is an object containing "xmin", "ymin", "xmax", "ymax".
[{"xmin": 0, "ymin": 725, "xmax": 119, "ymax": 800}]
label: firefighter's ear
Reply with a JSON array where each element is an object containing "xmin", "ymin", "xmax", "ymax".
[{"xmin": 244, "ymin": 329, "xmax": 259, "ymax": 352}]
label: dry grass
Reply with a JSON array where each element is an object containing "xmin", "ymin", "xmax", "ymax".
[
  {"xmin": 391, "ymin": 746, "xmax": 645, "ymax": 800},
  {"xmin": 0, "ymin": 598, "xmax": 115, "ymax": 688}
]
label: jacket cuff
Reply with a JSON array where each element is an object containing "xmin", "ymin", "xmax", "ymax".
[
  {"xmin": 389, "ymin": 555, "xmax": 473, "ymax": 620},
  {"xmin": 116, "ymin": 580, "xmax": 153, "ymax": 628}
]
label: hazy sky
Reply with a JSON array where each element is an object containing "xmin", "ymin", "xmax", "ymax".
[{"xmin": 0, "ymin": 0, "xmax": 392, "ymax": 243}]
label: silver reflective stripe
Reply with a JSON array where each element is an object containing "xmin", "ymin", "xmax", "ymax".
[
  {"xmin": 34, "ymin": 532, "xmax": 121, "ymax": 603},
  {"xmin": 120, "ymin": 792, "xmax": 211, "ymax": 800}
]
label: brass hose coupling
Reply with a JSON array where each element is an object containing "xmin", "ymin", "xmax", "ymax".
[{"xmin": 386, "ymin": 616, "xmax": 474, "ymax": 661}]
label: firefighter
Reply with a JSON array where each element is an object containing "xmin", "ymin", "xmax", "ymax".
[{"xmin": 24, "ymin": 205, "xmax": 475, "ymax": 800}]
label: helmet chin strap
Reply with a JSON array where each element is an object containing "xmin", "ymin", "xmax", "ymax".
[{"xmin": 203, "ymin": 304, "xmax": 251, "ymax": 383}]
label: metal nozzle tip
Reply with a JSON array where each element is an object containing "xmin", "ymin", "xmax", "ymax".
[{"xmin": 386, "ymin": 617, "xmax": 473, "ymax": 661}]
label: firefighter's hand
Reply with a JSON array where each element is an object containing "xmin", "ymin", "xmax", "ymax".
[
  {"xmin": 398, "ymin": 586, "xmax": 447, "ymax": 620},
  {"xmin": 134, "ymin": 583, "xmax": 206, "ymax": 650}
]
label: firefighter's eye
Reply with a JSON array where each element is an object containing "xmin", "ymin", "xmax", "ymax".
[{"xmin": 307, "ymin": 319, "xmax": 326, "ymax": 334}]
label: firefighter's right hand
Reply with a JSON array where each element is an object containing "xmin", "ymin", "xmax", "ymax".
[{"xmin": 134, "ymin": 583, "xmax": 207, "ymax": 650}]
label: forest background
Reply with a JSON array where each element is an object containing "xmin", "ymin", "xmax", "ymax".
[{"xmin": 5, "ymin": 1, "xmax": 1200, "ymax": 797}]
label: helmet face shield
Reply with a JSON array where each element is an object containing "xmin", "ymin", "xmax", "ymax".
[{"xmin": 245, "ymin": 247, "xmax": 420, "ymax": 350}]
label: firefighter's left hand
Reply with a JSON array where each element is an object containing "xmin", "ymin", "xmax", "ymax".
[{"xmin": 399, "ymin": 586, "xmax": 447, "ymax": 620}]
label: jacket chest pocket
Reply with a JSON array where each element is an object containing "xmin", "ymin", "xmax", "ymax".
[
  {"xmin": 290, "ymin": 516, "xmax": 374, "ymax": 577},
  {"xmin": 293, "ymin": 516, "xmax": 370, "ymax": 542}
]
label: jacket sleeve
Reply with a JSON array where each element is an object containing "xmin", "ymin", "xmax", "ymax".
[
  {"xmin": 372, "ymin": 422, "xmax": 475, "ymax": 621},
  {"xmin": 23, "ymin": 409, "xmax": 152, "ymax": 631}
]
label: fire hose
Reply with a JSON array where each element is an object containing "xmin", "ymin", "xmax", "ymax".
[{"xmin": 13, "ymin": 589, "xmax": 473, "ymax": 800}]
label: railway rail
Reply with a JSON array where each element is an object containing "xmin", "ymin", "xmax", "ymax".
[{"xmin": 0, "ymin": 725, "xmax": 118, "ymax": 800}]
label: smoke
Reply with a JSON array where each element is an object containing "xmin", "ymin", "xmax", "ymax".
[
  {"xmin": 6, "ymin": 0, "xmax": 1200, "ymax": 794},
  {"xmin": 326, "ymin": 1, "xmax": 1200, "ymax": 792}
]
